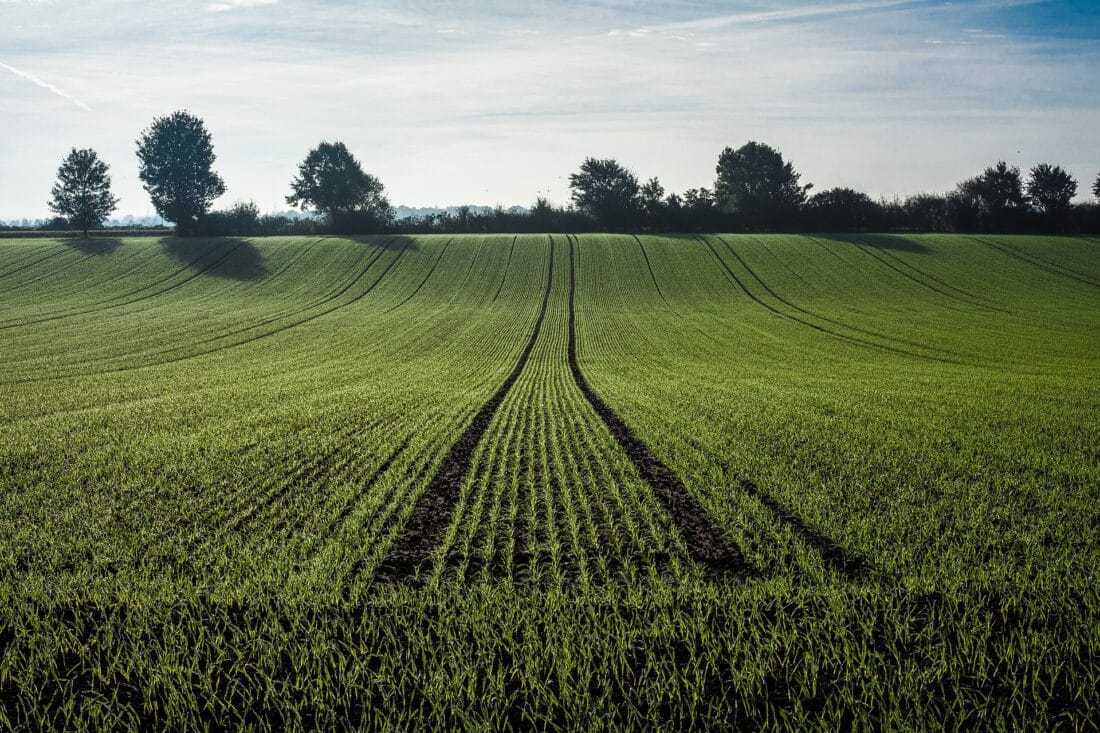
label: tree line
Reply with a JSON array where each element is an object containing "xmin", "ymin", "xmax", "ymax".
[{"xmin": 44, "ymin": 110, "xmax": 1100, "ymax": 237}]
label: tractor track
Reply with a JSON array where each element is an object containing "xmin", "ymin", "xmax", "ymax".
[
  {"xmin": 492, "ymin": 235, "xmax": 518, "ymax": 302},
  {"xmin": 717, "ymin": 236, "xmax": 967, "ymax": 357},
  {"xmin": 701, "ymin": 237, "xmax": 959, "ymax": 364},
  {"xmin": 0, "ymin": 240, "xmax": 242, "ymax": 330},
  {"xmin": 374, "ymin": 238, "xmax": 556, "ymax": 583},
  {"xmin": 974, "ymin": 236, "xmax": 1100, "ymax": 291},
  {"xmin": 844, "ymin": 237, "xmax": 1008, "ymax": 312},
  {"xmin": 0, "ymin": 240, "xmax": 410, "ymax": 385},
  {"xmin": 383, "ymin": 237, "xmax": 453, "ymax": 313},
  {"xmin": 568, "ymin": 236, "xmax": 755, "ymax": 580}
]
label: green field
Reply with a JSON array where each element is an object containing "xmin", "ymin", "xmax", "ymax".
[{"xmin": 1, "ymin": 233, "xmax": 1098, "ymax": 729}]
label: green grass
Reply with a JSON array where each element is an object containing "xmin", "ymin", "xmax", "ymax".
[{"xmin": 1, "ymin": 233, "xmax": 1097, "ymax": 730}]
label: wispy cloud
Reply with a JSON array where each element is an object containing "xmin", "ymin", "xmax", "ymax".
[
  {"xmin": 0, "ymin": 0, "xmax": 1096, "ymax": 217},
  {"xmin": 0, "ymin": 60, "xmax": 90, "ymax": 110},
  {"xmin": 207, "ymin": 0, "xmax": 277, "ymax": 13},
  {"xmin": 610, "ymin": 0, "xmax": 920, "ymax": 37}
]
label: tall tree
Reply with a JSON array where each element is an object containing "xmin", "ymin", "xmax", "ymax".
[
  {"xmin": 948, "ymin": 162, "xmax": 1025, "ymax": 231},
  {"xmin": 1093, "ymin": 172, "xmax": 1100, "ymax": 200},
  {"xmin": 136, "ymin": 111, "xmax": 226, "ymax": 235},
  {"xmin": 286, "ymin": 141, "xmax": 392, "ymax": 228},
  {"xmin": 47, "ymin": 148, "xmax": 118, "ymax": 238},
  {"xmin": 568, "ymin": 158, "xmax": 641, "ymax": 229},
  {"xmin": 640, "ymin": 177, "xmax": 666, "ymax": 228},
  {"xmin": 977, "ymin": 161, "xmax": 1026, "ymax": 230},
  {"xmin": 714, "ymin": 141, "xmax": 809, "ymax": 230},
  {"xmin": 1026, "ymin": 164, "xmax": 1077, "ymax": 215}
]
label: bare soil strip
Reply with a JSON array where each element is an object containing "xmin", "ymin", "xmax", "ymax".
[
  {"xmin": 375, "ymin": 238, "xmax": 556, "ymax": 582},
  {"xmin": 492, "ymin": 235, "xmax": 518, "ymax": 302},
  {"xmin": 739, "ymin": 479, "xmax": 872, "ymax": 579},
  {"xmin": 566, "ymin": 236, "xmax": 755, "ymax": 580}
]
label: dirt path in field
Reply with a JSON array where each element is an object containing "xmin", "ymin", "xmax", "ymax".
[
  {"xmin": 566, "ymin": 236, "xmax": 755, "ymax": 580},
  {"xmin": 375, "ymin": 238, "xmax": 556, "ymax": 582}
]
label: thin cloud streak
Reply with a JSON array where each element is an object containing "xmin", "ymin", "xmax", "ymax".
[
  {"xmin": 0, "ymin": 60, "xmax": 90, "ymax": 110},
  {"xmin": 208, "ymin": 0, "xmax": 278, "ymax": 12}
]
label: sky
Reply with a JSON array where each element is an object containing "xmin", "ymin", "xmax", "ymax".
[{"xmin": 1, "ymin": 0, "xmax": 1098, "ymax": 219}]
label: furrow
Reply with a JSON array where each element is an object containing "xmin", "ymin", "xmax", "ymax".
[
  {"xmin": 567, "ymin": 236, "xmax": 754, "ymax": 580},
  {"xmin": 374, "ymin": 237, "xmax": 555, "ymax": 583}
]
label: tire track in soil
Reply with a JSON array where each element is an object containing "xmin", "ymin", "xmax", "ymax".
[
  {"xmin": 633, "ymin": 235, "xmax": 674, "ymax": 311},
  {"xmin": 682, "ymin": 433, "xmax": 873, "ymax": 579},
  {"xmin": 635, "ymin": 235, "xmax": 722, "ymax": 347},
  {"xmin": 1, "ymin": 240, "xmax": 410, "ymax": 386},
  {"xmin": 0, "ymin": 244, "xmax": 56, "ymax": 278},
  {"xmin": 974, "ymin": 236, "xmax": 1100, "ymax": 290},
  {"xmin": 700, "ymin": 237, "xmax": 960, "ymax": 365},
  {"xmin": 383, "ymin": 237, "xmax": 454, "ymax": 313},
  {"xmin": 0, "ymin": 240, "xmax": 242, "ymax": 330},
  {"xmin": 374, "ymin": 237, "xmax": 556, "ymax": 583},
  {"xmin": 0, "ymin": 248, "xmax": 71, "ymax": 287},
  {"xmin": 842, "ymin": 237, "xmax": 1007, "ymax": 312},
  {"xmin": 567, "ymin": 236, "xmax": 755, "ymax": 580},
  {"xmin": 715, "ymin": 236, "xmax": 967, "ymax": 357},
  {"xmin": 741, "ymin": 478, "xmax": 872, "ymax": 579},
  {"xmin": 0, "ymin": 251, "xmax": 101, "ymax": 296},
  {"xmin": 492, "ymin": 235, "xmax": 518, "ymax": 302},
  {"xmin": 853, "ymin": 236, "xmax": 1007, "ymax": 311}
]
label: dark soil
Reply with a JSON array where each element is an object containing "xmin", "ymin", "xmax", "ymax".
[
  {"xmin": 375, "ymin": 239, "xmax": 556, "ymax": 582},
  {"xmin": 566, "ymin": 236, "xmax": 755, "ymax": 580}
]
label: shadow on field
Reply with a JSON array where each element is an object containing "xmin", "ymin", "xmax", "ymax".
[
  {"xmin": 63, "ymin": 237, "xmax": 122, "ymax": 255},
  {"xmin": 836, "ymin": 234, "xmax": 931, "ymax": 253},
  {"xmin": 160, "ymin": 237, "xmax": 269, "ymax": 281}
]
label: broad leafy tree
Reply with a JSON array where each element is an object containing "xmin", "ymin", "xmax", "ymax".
[
  {"xmin": 136, "ymin": 111, "xmax": 226, "ymax": 235},
  {"xmin": 1026, "ymin": 163, "xmax": 1077, "ymax": 215},
  {"xmin": 805, "ymin": 187, "xmax": 880, "ymax": 231},
  {"xmin": 568, "ymin": 158, "xmax": 641, "ymax": 229},
  {"xmin": 977, "ymin": 161, "xmax": 1026, "ymax": 211},
  {"xmin": 714, "ymin": 141, "xmax": 809, "ymax": 229},
  {"xmin": 948, "ymin": 162, "xmax": 1025, "ymax": 231},
  {"xmin": 286, "ymin": 141, "xmax": 392, "ymax": 228},
  {"xmin": 903, "ymin": 193, "xmax": 948, "ymax": 231},
  {"xmin": 47, "ymin": 148, "xmax": 118, "ymax": 237},
  {"xmin": 640, "ymin": 177, "xmax": 665, "ymax": 228}
]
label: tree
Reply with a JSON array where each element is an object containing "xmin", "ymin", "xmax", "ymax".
[
  {"xmin": 1027, "ymin": 164, "xmax": 1076, "ymax": 216},
  {"xmin": 47, "ymin": 148, "xmax": 118, "ymax": 237},
  {"xmin": 640, "ymin": 177, "xmax": 666, "ymax": 229},
  {"xmin": 946, "ymin": 162, "xmax": 1026, "ymax": 232},
  {"xmin": 804, "ymin": 187, "xmax": 881, "ymax": 231},
  {"xmin": 975, "ymin": 161, "xmax": 1026, "ymax": 230},
  {"xmin": 903, "ymin": 194, "xmax": 948, "ymax": 231},
  {"xmin": 978, "ymin": 161, "xmax": 1026, "ymax": 212},
  {"xmin": 194, "ymin": 201, "xmax": 261, "ymax": 236},
  {"xmin": 714, "ymin": 141, "xmax": 809, "ymax": 230},
  {"xmin": 136, "ymin": 111, "xmax": 226, "ymax": 235},
  {"xmin": 568, "ymin": 157, "xmax": 641, "ymax": 229},
  {"xmin": 286, "ymin": 141, "xmax": 392, "ymax": 230},
  {"xmin": 1092, "ymin": 172, "xmax": 1099, "ymax": 200}
]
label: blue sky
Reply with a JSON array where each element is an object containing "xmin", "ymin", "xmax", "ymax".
[{"xmin": 1, "ymin": 0, "xmax": 1098, "ymax": 218}]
